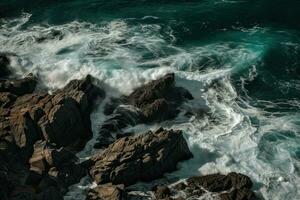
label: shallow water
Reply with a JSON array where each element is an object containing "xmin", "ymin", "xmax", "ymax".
[{"xmin": 1, "ymin": 1, "xmax": 300, "ymax": 199}]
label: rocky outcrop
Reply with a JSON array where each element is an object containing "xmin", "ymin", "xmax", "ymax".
[
  {"xmin": 95, "ymin": 73, "xmax": 193, "ymax": 148},
  {"xmin": 152, "ymin": 173, "xmax": 256, "ymax": 200},
  {"xmin": 0, "ymin": 74, "xmax": 105, "ymax": 199},
  {"xmin": 0, "ymin": 75, "xmax": 105, "ymax": 158},
  {"xmin": 90, "ymin": 128, "xmax": 192, "ymax": 186},
  {"xmin": 0, "ymin": 54, "xmax": 11, "ymax": 78},
  {"xmin": 27, "ymin": 140, "xmax": 87, "ymax": 193},
  {"xmin": 86, "ymin": 184, "xmax": 127, "ymax": 200}
]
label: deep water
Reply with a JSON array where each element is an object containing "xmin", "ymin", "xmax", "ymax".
[{"xmin": 1, "ymin": 0, "xmax": 300, "ymax": 199}]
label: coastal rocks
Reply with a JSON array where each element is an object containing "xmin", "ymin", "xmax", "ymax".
[
  {"xmin": 90, "ymin": 128, "xmax": 192, "ymax": 186},
  {"xmin": 28, "ymin": 140, "xmax": 87, "ymax": 193},
  {"xmin": 0, "ymin": 74, "xmax": 105, "ymax": 199},
  {"xmin": 95, "ymin": 73, "xmax": 193, "ymax": 148},
  {"xmin": 0, "ymin": 54, "xmax": 11, "ymax": 77},
  {"xmin": 152, "ymin": 173, "xmax": 256, "ymax": 200},
  {"xmin": 29, "ymin": 140, "xmax": 78, "ymax": 175},
  {"xmin": 86, "ymin": 184, "xmax": 127, "ymax": 200},
  {"xmin": 0, "ymin": 75, "xmax": 105, "ymax": 153}
]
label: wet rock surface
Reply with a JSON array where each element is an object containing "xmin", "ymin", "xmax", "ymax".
[
  {"xmin": 0, "ymin": 73, "xmax": 37, "ymax": 96},
  {"xmin": 90, "ymin": 128, "xmax": 193, "ymax": 186},
  {"xmin": 0, "ymin": 53, "xmax": 11, "ymax": 78},
  {"xmin": 0, "ymin": 74, "xmax": 104, "ymax": 200},
  {"xmin": 95, "ymin": 73, "xmax": 193, "ymax": 148},
  {"xmin": 152, "ymin": 173, "xmax": 256, "ymax": 200}
]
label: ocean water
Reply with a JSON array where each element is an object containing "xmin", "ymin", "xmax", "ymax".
[{"xmin": 1, "ymin": 0, "xmax": 300, "ymax": 199}]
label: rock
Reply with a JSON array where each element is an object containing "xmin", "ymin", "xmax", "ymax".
[
  {"xmin": 127, "ymin": 73, "xmax": 193, "ymax": 113},
  {"xmin": 0, "ymin": 73, "xmax": 37, "ymax": 96},
  {"xmin": 152, "ymin": 185, "xmax": 171, "ymax": 199},
  {"xmin": 36, "ymin": 186, "xmax": 64, "ymax": 200},
  {"xmin": 0, "ymin": 75, "xmax": 104, "ymax": 199},
  {"xmin": 0, "ymin": 75, "xmax": 105, "ymax": 153},
  {"xmin": 154, "ymin": 173, "xmax": 256, "ymax": 200},
  {"xmin": 95, "ymin": 73, "xmax": 193, "ymax": 148},
  {"xmin": 0, "ymin": 54, "xmax": 11, "ymax": 77},
  {"xmin": 86, "ymin": 184, "xmax": 127, "ymax": 200},
  {"xmin": 94, "ymin": 106, "xmax": 143, "ymax": 148},
  {"xmin": 28, "ymin": 140, "xmax": 86, "ymax": 191},
  {"xmin": 90, "ymin": 128, "xmax": 192, "ymax": 186},
  {"xmin": 0, "ymin": 154, "xmax": 11, "ymax": 200},
  {"xmin": 29, "ymin": 140, "xmax": 78, "ymax": 174}
]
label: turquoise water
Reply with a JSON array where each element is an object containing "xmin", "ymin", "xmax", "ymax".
[{"xmin": 1, "ymin": 1, "xmax": 300, "ymax": 199}]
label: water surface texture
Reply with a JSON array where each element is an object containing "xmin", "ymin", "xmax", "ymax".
[{"xmin": 1, "ymin": 0, "xmax": 300, "ymax": 199}]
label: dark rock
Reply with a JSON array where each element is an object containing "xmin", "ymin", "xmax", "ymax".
[
  {"xmin": 0, "ymin": 75, "xmax": 104, "ymax": 199},
  {"xmin": 0, "ymin": 154, "xmax": 11, "ymax": 200},
  {"xmin": 152, "ymin": 185, "xmax": 171, "ymax": 199},
  {"xmin": 90, "ymin": 128, "xmax": 192, "ymax": 186},
  {"xmin": 36, "ymin": 186, "xmax": 64, "ymax": 200},
  {"xmin": 96, "ymin": 73, "xmax": 193, "ymax": 148},
  {"xmin": 9, "ymin": 186, "xmax": 36, "ymax": 200},
  {"xmin": 0, "ymin": 75, "xmax": 105, "ymax": 153},
  {"xmin": 86, "ymin": 184, "xmax": 127, "ymax": 200},
  {"xmin": 157, "ymin": 173, "xmax": 256, "ymax": 200},
  {"xmin": 0, "ymin": 54, "xmax": 11, "ymax": 77},
  {"xmin": 0, "ymin": 73, "xmax": 37, "ymax": 96},
  {"xmin": 29, "ymin": 140, "xmax": 86, "ymax": 191}
]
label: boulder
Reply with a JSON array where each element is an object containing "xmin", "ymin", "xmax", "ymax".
[
  {"xmin": 86, "ymin": 184, "xmax": 127, "ymax": 200},
  {"xmin": 90, "ymin": 128, "xmax": 192, "ymax": 186},
  {"xmin": 152, "ymin": 185, "xmax": 171, "ymax": 199},
  {"xmin": 0, "ymin": 73, "xmax": 37, "ymax": 96},
  {"xmin": 95, "ymin": 73, "xmax": 193, "ymax": 148},
  {"xmin": 152, "ymin": 173, "xmax": 256, "ymax": 200},
  {"xmin": 0, "ymin": 75, "xmax": 105, "ymax": 154},
  {"xmin": 0, "ymin": 54, "xmax": 11, "ymax": 77},
  {"xmin": 28, "ymin": 140, "xmax": 87, "ymax": 191}
]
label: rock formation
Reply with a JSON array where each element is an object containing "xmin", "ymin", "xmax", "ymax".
[
  {"xmin": 95, "ymin": 73, "xmax": 193, "ymax": 148},
  {"xmin": 152, "ymin": 173, "xmax": 256, "ymax": 200},
  {"xmin": 90, "ymin": 128, "xmax": 193, "ymax": 186}
]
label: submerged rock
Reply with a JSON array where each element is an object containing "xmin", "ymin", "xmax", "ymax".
[
  {"xmin": 152, "ymin": 173, "xmax": 256, "ymax": 200},
  {"xmin": 95, "ymin": 73, "xmax": 193, "ymax": 148},
  {"xmin": 90, "ymin": 128, "xmax": 192, "ymax": 186},
  {"xmin": 0, "ymin": 73, "xmax": 37, "ymax": 96},
  {"xmin": 0, "ymin": 54, "xmax": 11, "ymax": 78}
]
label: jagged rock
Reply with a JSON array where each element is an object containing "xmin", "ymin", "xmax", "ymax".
[
  {"xmin": 0, "ymin": 74, "xmax": 37, "ymax": 96},
  {"xmin": 95, "ymin": 73, "xmax": 193, "ymax": 148},
  {"xmin": 90, "ymin": 128, "xmax": 192, "ymax": 186},
  {"xmin": 29, "ymin": 140, "xmax": 78, "ymax": 175},
  {"xmin": 28, "ymin": 140, "xmax": 87, "ymax": 192},
  {"xmin": 0, "ymin": 54, "xmax": 11, "ymax": 77},
  {"xmin": 0, "ymin": 75, "xmax": 105, "ymax": 155},
  {"xmin": 0, "ymin": 75, "xmax": 104, "ymax": 199},
  {"xmin": 86, "ymin": 184, "xmax": 127, "ymax": 200},
  {"xmin": 153, "ymin": 173, "xmax": 256, "ymax": 200},
  {"xmin": 152, "ymin": 185, "xmax": 171, "ymax": 199}
]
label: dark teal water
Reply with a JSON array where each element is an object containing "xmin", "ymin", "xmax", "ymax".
[{"xmin": 1, "ymin": 1, "xmax": 300, "ymax": 199}]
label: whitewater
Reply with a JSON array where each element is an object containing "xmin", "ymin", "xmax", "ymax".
[{"xmin": 1, "ymin": 12, "xmax": 299, "ymax": 200}]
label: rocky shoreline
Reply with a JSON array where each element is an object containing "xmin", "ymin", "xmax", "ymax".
[{"xmin": 0, "ymin": 54, "xmax": 257, "ymax": 200}]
